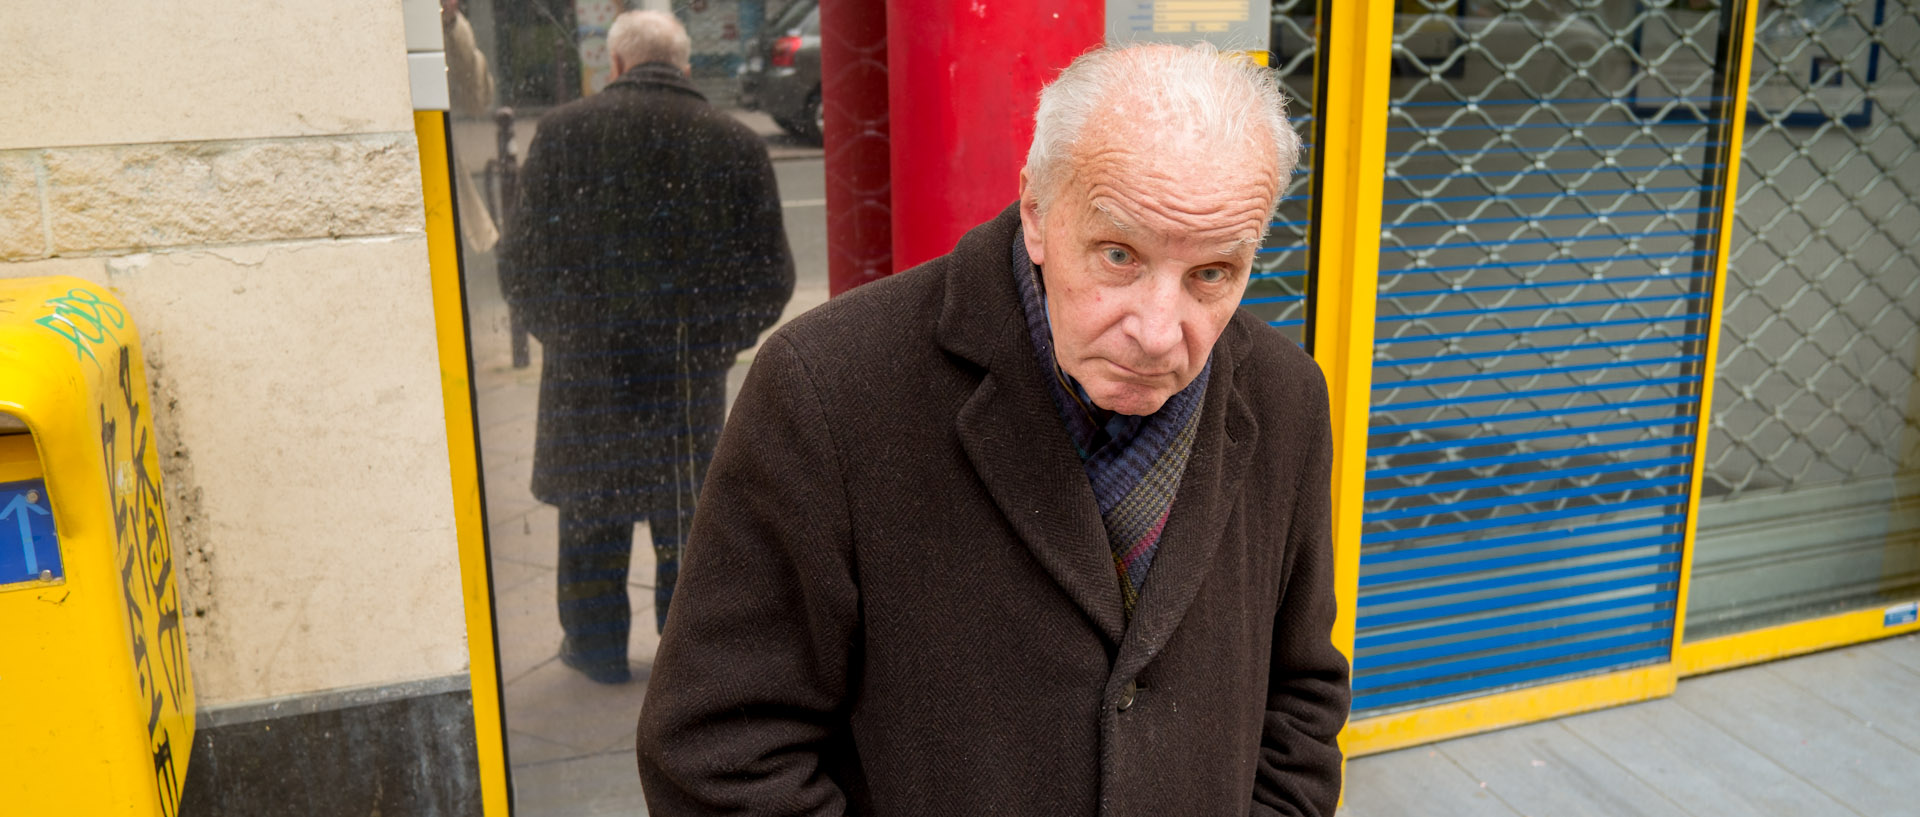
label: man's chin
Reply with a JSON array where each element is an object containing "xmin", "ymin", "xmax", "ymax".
[{"xmin": 1086, "ymin": 384, "xmax": 1173, "ymax": 417}]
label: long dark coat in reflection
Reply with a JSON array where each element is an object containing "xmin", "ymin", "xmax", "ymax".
[{"xmin": 501, "ymin": 63, "xmax": 795, "ymax": 516}]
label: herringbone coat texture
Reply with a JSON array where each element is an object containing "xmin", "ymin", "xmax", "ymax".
[{"xmin": 636, "ymin": 205, "xmax": 1350, "ymax": 816}]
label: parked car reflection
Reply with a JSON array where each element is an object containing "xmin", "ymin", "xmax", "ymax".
[{"xmin": 738, "ymin": 0, "xmax": 822, "ymax": 143}]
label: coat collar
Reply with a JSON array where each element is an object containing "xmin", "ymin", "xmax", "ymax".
[
  {"xmin": 606, "ymin": 63, "xmax": 706, "ymax": 100},
  {"xmin": 944, "ymin": 203, "xmax": 1259, "ymax": 658}
]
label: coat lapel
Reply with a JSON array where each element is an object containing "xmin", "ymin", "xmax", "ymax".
[
  {"xmin": 1111, "ymin": 321, "xmax": 1258, "ymax": 680},
  {"xmin": 943, "ymin": 206, "xmax": 1128, "ymax": 647},
  {"xmin": 957, "ymin": 364, "xmax": 1129, "ymax": 647}
]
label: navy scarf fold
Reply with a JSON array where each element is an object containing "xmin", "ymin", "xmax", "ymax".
[{"xmin": 1011, "ymin": 232, "xmax": 1209, "ymax": 617}]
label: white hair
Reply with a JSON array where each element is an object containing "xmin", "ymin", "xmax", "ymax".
[
  {"xmin": 607, "ymin": 9, "xmax": 692, "ymax": 71},
  {"xmin": 1025, "ymin": 43, "xmax": 1300, "ymax": 216}
]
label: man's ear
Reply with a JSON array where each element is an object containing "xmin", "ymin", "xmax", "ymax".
[{"xmin": 1018, "ymin": 168, "xmax": 1046, "ymax": 267}]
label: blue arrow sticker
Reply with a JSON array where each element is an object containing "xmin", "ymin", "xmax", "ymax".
[{"xmin": 0, "ymin": 478, "xmax": 61, "ymax": 587}]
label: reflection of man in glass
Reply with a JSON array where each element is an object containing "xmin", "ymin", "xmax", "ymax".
[
  {"xmin": 442, "ymin": 0, "xmax": 500, "ymax": 253},
  {"xmin": 501, "ymin": 9, "xmax": 794, "ymax": 684},
  {"xmin": 637, "ymin": 44, "xmax": 1348, "ymax": 815}
]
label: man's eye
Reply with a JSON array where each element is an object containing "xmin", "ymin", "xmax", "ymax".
[
  {"xmin": 1103, "ymin": 247, "xmax": 1133, "ymax": 265},
  {"xmin": 1196, "ymin": 267, "xmax": 1228, "ymax": 284}
]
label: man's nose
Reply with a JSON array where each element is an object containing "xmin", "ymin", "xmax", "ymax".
[{"xmin": 1127, "ymin": 272, "xmax": 1185, "ymax": 361}]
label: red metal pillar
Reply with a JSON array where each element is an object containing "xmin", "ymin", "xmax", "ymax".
[
  {"xmin": 884, "ymin": 0, "xmax": 1103, "ymax": 271},
  {"xmin": 822, "ymin": 0, "xmax": 894, "ymax": 295}
]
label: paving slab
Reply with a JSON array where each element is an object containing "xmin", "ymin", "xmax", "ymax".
[
  {"xmin": 1767, "ymin": 638, "xmax": 1920, "ymax": 753},
  {"xmin": 1862, "ymin": 632, "xmax": 1920, "ymax": 674},
  {"xmin": 508, "ymin": 729, "xmax": 582, "ymax": 767},
  {"xmin": 1340, "ymin": 744, "xmax": 1523, "ymax": 817},
  {"xmin": 484, "ymin": 489, "xmax": 543, "ymax": 529},
  {"xmin": 1673, "ymin": 663, "xmax": 1920, "ymax": 816},
  {"xmin": 493, "ymin": 567, "xmax": 564, "ymax": 685},
  {"xmin": 1440, "ymin": 720, "xmax": 1693, "ymax": 817},
  {"xmin": 489, "ymin": 558, "xmax": 547, "ymax": 596},
  {"xmin": 512, "ymin": 748, "xmax": 650, "ymax": 817},
  {"xmin": 488, "ymin": 503, "xmax": 560, "ymax": 569},
  {"xmin": 1558, "ymin": 697, "xmax": 1857, "ymax": 817},
  {"xmin": 503, "ymin": 655, "xmax": 650, "ymax": 758}
]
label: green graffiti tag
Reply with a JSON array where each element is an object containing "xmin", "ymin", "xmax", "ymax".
[{"xmin": 35, "ymin": 288, "xmax": 127, "ymax": 372}]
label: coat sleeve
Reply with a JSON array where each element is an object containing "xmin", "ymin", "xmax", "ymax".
[
  {"xmin": 636, "ymin": 332, "xmax": 857, "ymax": 816},
  {"xmin": 1250, "ymin": 372, "xmax": 1352, "ymax": 817},
  {"xmin": 498, "ymin": 121, "xmax": 564, "ymax": 337}
]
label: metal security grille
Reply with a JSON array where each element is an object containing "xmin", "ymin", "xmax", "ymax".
[
  {"xmin": 1352, "ymin": 0, "xmax": 1738, "ymax": 715},
  {"xmin": 1242, "ymin": 1, "xmax": 1319, "ymax": 345},
  {"xmin": 1689, "ymin": 0, "xmax": 1920, "ymax": 638}
]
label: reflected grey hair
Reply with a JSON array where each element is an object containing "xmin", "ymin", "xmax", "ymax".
[
  {"xmin": 1025, "ymin": 43, "xmax": 1300, "ymax": 216},
  {"xmin": 608, "ymin": 10, "xmax": 692, "ymax": 70}
]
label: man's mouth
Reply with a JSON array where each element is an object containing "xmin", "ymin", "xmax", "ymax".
[{"xmin": 1106, "ymin": 360, "xmax": 1174, "ymax": 381}]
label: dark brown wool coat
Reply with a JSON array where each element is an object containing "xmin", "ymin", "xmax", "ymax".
[{"xmin": 636, "ymin": 205, "xmax": 1350, "ymax": 816}]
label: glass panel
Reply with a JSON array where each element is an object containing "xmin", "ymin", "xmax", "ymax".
[
  {"xmin": 1353, "ymin": 0, "xmax": 1736, "ymax": 716},
  {"xmin": 444, "ymin": 0, "xmax": 820, "ymax": 809},
  {"xmin": 1688, "ymin": 0, "xmax": 1920, "ymax": 640},
  {"xmin": 445, "ymin": 0, "xmax": 1328, "ymax": 803}
]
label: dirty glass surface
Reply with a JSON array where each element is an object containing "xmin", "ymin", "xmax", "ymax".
[
  {"xmin": 444, "ymin": 0, "xmax": 821, "ymax": 810},
  {"xmin": 1352, "ymin": 0, "xmax": 1737, "ymax": 716},
  {"xmin": 1687, "ymin": 0, "xmax": 1920, "ymax": 640},
  {"xmin": 444, "ymin": 0, "xmax": 1334, "ymax": 808}
]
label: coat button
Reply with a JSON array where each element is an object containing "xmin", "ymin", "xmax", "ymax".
[{"xmin": 1117, "ymin": 679, "xmax": 1138, "ymax": 712}]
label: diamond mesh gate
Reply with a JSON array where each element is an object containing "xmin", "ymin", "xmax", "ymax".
[
  {"xmin": 1351, "ymin": 0, "xmax": 1743, "ymax": 715},
  {"xmin": 1688, "ymin": 0, "xmax": 1920, "ymax": 638},
  {"xmin": 1240, "ymin": 1, "xmax": 1321, "ymax": 347}
]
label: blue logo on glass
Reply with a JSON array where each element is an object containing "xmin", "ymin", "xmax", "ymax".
[{"xmin": 0, "ymin": 478, "xmax": 61, "ymax": 586}]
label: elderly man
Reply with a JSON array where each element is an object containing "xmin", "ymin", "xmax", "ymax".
[
  {"xmin": 636, "ymin": 43, "xmax": 1348, "ymax": 815},
  {"xmin": 501, "ymin": 9, "xmax": 794, "ymax": 684}
]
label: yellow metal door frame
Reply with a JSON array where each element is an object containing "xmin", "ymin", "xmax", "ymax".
[
  {"xmin": 1667, "ymin": 0, "xmax": 1764, "ymax": 663},
  {"xmin": 416, "ymin": 110, "xmax": 514, "ymax": 816},
  {"xmin": 1305, "ymin": 0, "xmax": 1392, "ymax": 761},
  {"xmin": 1313, "ymin": 0, "xmax": 1777, "ymax": 757},
  {"xmin": 1669, "ymin": 0, "xmax": 1920, "ymax": 678}
]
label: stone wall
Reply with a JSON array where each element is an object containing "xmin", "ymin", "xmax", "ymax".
[{"xmin": 0, "ymin": 0, "xmax": 468, "ymax": 705}]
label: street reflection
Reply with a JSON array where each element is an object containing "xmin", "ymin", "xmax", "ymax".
[{"xmin": 444, "ymin": 1, "xmax": 826, "ymax": 812}]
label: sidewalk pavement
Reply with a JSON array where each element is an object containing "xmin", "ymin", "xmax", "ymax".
[{"xmin": 1342, "ymin": 632, "xmax": 1920, "ymax": 817}]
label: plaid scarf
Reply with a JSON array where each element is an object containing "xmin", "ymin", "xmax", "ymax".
[{"xmin": 1012, "ymin": 233, "xmax": 1210, "ymax": 618}]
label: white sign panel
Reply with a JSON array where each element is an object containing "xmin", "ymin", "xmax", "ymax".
[{"xmin": 1107, "ymin": 0, "xmax": 1272, "ymax": 53}]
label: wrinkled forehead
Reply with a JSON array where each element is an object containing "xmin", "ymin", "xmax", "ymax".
[
  {"xmin": 1071, "ymin": 115, "xmax": 1283, "ymax": 210},
  {"xmin": 1060, "ymin": 127, "xmax": 1281, "ymax": 242}
]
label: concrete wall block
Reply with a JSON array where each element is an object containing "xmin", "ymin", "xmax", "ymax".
[
  {"xmin": 97, "ymin": 237, "xmax": 465, "ymax": 702},
  {"xmin": 0, "ymin": 0, "xmax": 413, "ymax": 150},
  {"xmin": 0, "ymin": 154, "xmax": 48, "ymax": 260},
  {"xmin": 43, "ymin": 134, "xmax": 426, "ymax": 255}
]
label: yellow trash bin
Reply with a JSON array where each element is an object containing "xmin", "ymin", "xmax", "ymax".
[{"xmin": 0, "ymin": 277, "xmax": 193, "ymax": 816}]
